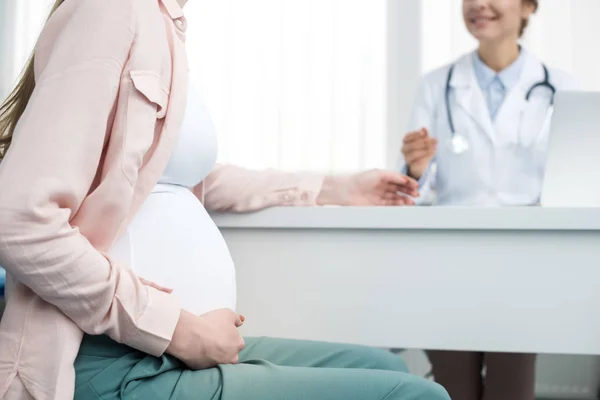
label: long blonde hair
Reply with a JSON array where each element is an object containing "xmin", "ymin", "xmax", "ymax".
[{"xmin": 0, "ymin": 0, "xmax": 65, "ymax": 162}]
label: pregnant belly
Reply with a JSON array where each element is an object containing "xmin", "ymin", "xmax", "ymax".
[{"xmin": 109, "ymin": 184, "xmax": 236, "ymax": 315}]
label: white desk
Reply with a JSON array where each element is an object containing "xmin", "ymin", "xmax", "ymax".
[{"xmin": 212, "ymin": 207, "xmax": 600, "ymax": 355}]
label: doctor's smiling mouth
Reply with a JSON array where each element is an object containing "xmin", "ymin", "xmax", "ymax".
[
  {"xmin": 467, "ymin": 8, "xmax": 501, "ymax": 30},
  {"xmin": 463, "ymin": 0, "xmax": 536, "ymax": 41}
]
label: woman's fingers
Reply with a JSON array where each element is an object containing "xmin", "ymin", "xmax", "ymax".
[
  {"xmin": 377, "ymin": 171, "xmax": 418, "ymax": 189},
  {"xmin": 388, "ymin": 186, "xmax": 418, "ymax": 198},
  {"xmin": 380, "ymin": 192, "xmax": 415, "ymax": 206},
  {"xmin": 234, "ymin": 314, "xmax": 245, "ymax": 327}
]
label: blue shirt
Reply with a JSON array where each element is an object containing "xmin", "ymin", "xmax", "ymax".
[{"xmin": 472, "ymin": 50, "xmax": 525, "ymax": 120}]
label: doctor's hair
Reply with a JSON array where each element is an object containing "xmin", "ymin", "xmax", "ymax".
[
  {"xmin": 0, "ymin": 0, "xmax": 65, "ymax": 162},
  {"xmin": 520, "ymin": 0, "xmax": 539, "ymax": 37}
]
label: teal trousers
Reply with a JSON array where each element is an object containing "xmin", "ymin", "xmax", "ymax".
[{"xmin": 75, "ymin": 335, "xmax": 449, "ymax": 400}]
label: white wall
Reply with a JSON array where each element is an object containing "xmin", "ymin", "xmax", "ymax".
[
  {"xmin": 385, "ymin": 0, "xmax": 421, "ymax": 169},
  {"xmin": 0, "ymin": 0, "xmax": 54, "ymax": 99},
  {"xmin": 0, "ymin": 0, "xmax": 17, "ymax": 99},
  {"xmin": 186, "ymin": 0, "xmax": 388, "ymax": 173}
]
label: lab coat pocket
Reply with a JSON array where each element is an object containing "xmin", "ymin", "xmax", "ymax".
[
  {"xmin": 497, "ymin": 141, "xmax": 547, "ymax": 199},
  {"xmin": 436, "ymin": 140, "xmax": 480, "ymax": 196},
  {"xmin": 515, "ymin": 99, "xmax": 553, "ymax": 176},
  {"xmin": 121, "ymin": 70, "xmax": 170, "ymax": 185}
]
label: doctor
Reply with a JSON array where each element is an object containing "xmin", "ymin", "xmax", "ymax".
[
  {"xmin": 401, "ymin": 0, "xmax": 578, "ymax": 207},
  {"xmin": 400, "ymin": 0, "xmax": 577, "ymax": 400}
]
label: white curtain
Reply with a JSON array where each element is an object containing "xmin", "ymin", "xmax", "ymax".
[
  {"xmin": 4, "ymin": 1, "xmax": 600, "ymax": 173},
  {"xmin": 186, "ymin": 0, "xmax": 387, "ymax": 173},
  {"xmin": 2, "ymin": 0, "xmax": 387, "ymax": 174},
  {"xmin": 0, "ymin": 0, "xmax": 54, "ymax": 98},
  {"xmin": 420, "ymin": 0, "xmax": 600, "ymax": 91}
]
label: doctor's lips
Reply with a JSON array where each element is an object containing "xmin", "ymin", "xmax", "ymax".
[{"xmin": 468, "ymin": 12, "xmax": 499, "ymax": 26}]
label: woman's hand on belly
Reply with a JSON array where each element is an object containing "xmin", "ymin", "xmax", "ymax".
[{"xmin": 167, "ymin": 308, "xmax": 246, "ymax": 369}]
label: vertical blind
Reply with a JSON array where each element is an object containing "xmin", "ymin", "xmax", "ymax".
[
  {"xmin": 5, "ymin": 1, "xmax": 600, "ymax": 173},
  {"xmin": 3, "ymin": 0, "xmax": 389, "ymax": 174},
  {"xmin": 0, "ymin": 0, "xmax": 54, "ymax": 98},
  {"xmin": 186, "ymin": 0, "xmax": 388, "ymax": 173}
]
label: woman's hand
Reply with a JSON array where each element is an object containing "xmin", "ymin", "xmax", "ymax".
[
  {"xmin": 167, "ymin": 309, "xmax": 245, "ymax": 370},
  {"xmin": 317, "ymin": 169, "xmax": 419, "ymax": 206},
  {"xmin": 401, "ymin": 128, "xmax": 437, "ymax": 180}
]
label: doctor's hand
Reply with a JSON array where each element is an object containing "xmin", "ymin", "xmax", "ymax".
[
  {"xmin": 167, "ymin": 309, "xmax": 245, "ymax": 370},
  {"xmin": 316, "ymin": 170, "xmax": 419, "ymax": 206},
  {"xmin": 402, "ymin": 128, "xmax": 437, "ymax": 180}
]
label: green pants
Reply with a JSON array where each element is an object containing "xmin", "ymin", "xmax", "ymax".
[{"xmin": 75, "ymin": 335, "xmax": 449, "ymax": 400}]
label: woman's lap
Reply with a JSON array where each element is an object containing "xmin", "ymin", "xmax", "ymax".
[
  {"xmin": 75, "ymin": 335, "xmax": 448, "ymax": 400},
  {"xmin": 239, "ymin": 336, "xmax": 409, "ymax": 370}
]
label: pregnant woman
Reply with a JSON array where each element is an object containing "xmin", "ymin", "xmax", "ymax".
[{"xmin": 0, "ymin": 0, "xmax": 448, "ymax": 399}]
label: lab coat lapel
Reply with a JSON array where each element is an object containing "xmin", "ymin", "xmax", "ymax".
[
  {"xmin": 450, "ymin": 54, "xmax": 496, "ymax": 144},
  {"xmin": 494, "ymin": 87, "xmax": 526, "ymax": 145},
  {"xmin": 494, "ymin": 52, "xmax": 543, "ymax": 146}
]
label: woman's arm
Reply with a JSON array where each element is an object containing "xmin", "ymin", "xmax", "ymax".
[
  {"xmin": 196, "ymin": 164, "xmax": 325, "ymax": 212},
  {"xmin": 0, "ymin": 0, "xmax": 179, "ymax": 356},
  {"xmin": 196, "ymin": 164, "xmax": 418, "ymax": 212}
]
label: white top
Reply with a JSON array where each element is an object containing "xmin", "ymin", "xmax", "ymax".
[{"xmin": 109, "ymin": 83, "xmax": 237, "ymax": 315}]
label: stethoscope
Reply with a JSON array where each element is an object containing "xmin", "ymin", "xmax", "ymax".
[{"xmin": 445, "ymin": 63, "xmax": 556, "ymax": 154}]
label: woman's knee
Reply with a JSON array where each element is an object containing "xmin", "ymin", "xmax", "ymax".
[
  {"xmin": 341, "ymin": 345, "xmax": 408, "ymax": 372},
  {"xmin": 390, "ymin": 376, "xmax": 450, "ymax": 400},
  {"xmin": 415, "ymin": 380, "xmax": 450, "ymax": 400}
]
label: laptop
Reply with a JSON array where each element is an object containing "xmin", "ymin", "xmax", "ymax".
[{"xmin": 541, "ymin": 91, "xmax": 600, "ymax": 207}]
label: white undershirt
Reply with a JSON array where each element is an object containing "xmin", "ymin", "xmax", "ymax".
[{"xmin": 109, "ymin": 83, "xmax": 237, "ymax": 315}]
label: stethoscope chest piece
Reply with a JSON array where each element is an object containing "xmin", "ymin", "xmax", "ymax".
[{"xmin": 449, "ymin": 134, "xmax": 470, "ymax": 154}]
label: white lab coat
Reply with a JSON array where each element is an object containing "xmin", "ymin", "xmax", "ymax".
[{"xmin": 401, "ymin": 50, "xmax": 579, "ymax": 206}]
